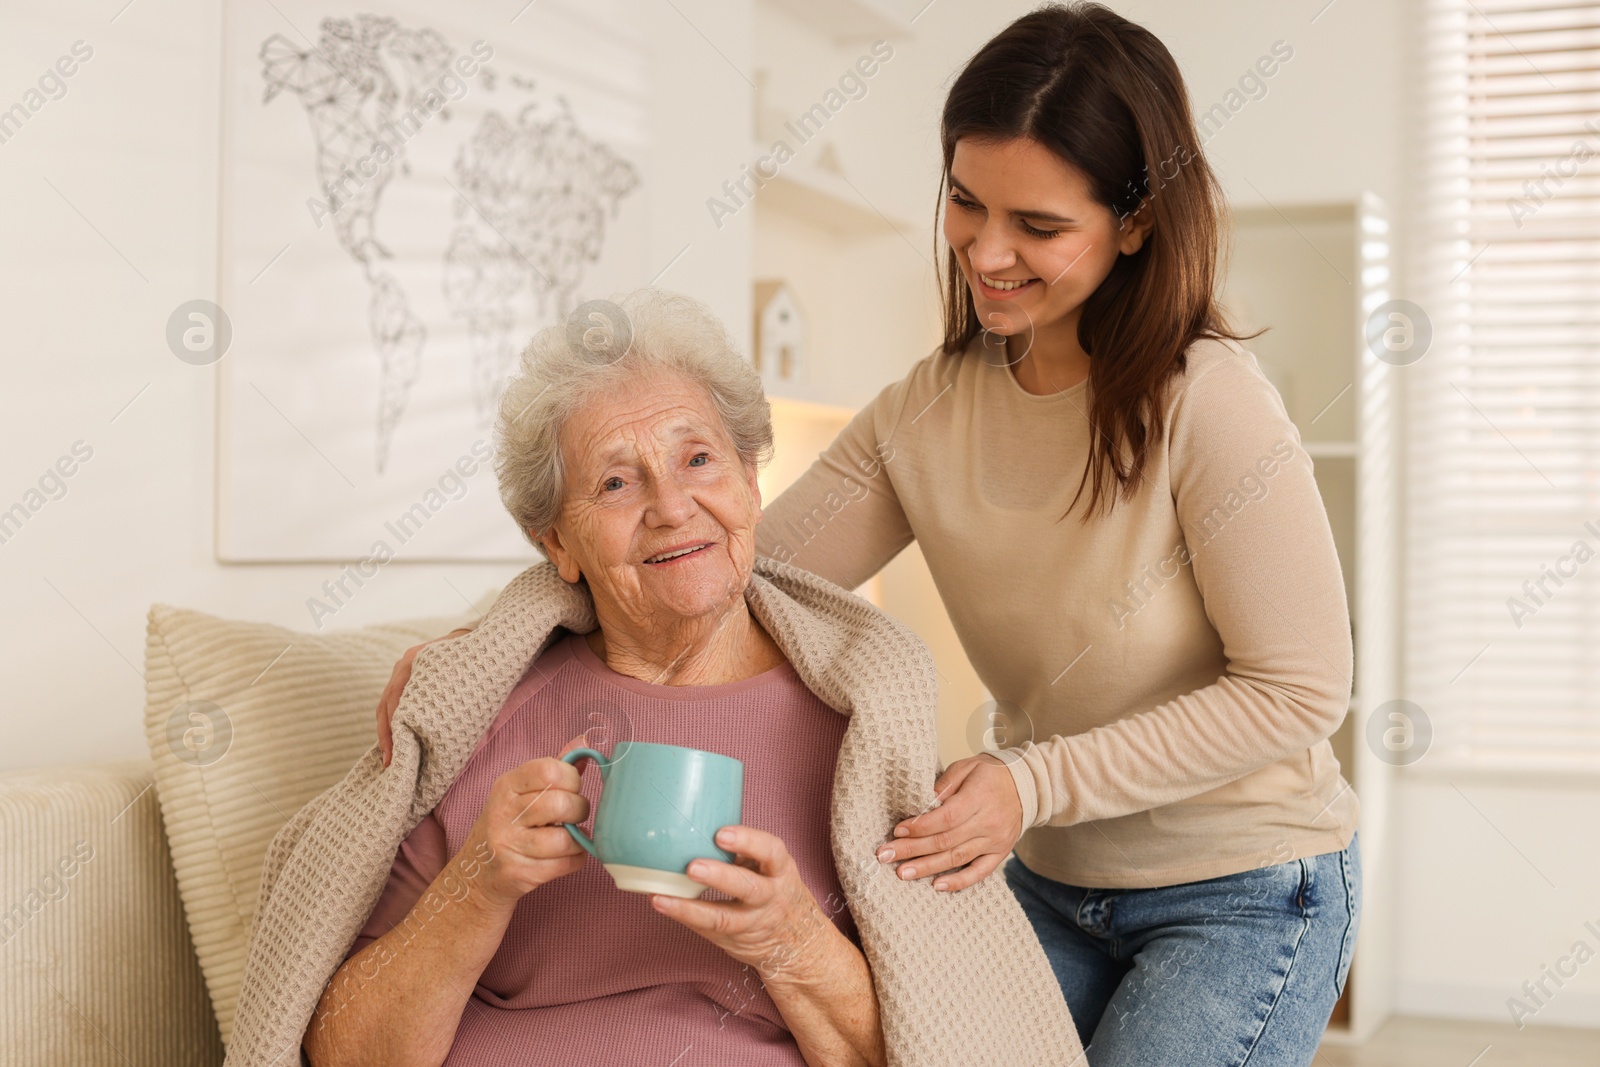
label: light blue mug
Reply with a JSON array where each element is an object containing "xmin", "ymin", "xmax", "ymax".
[{"xmin": 561, "ymin": 740, "xmax": 744, "ymax": 899}]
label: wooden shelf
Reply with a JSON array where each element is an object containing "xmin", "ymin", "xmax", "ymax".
[
  {"xmin": 1304, "ymin": 441, "xmax": 1359, "ymax": 459},
  {"xmin": 768, "ymin": 393, "xmax": 857, "ymax": 421},
  {"xmin": 748, "ymin": 141, "xmax": 914, "ymax": 235}
]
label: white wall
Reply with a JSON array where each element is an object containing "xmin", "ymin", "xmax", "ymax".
[{"xmin": 1394, "ymin": 772, "xmax": 1600, "ymax": 1026}]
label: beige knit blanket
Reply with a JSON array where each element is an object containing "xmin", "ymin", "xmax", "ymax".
[{"xmin": 225, "ymin": 555, "xmax": 1083, "ymax": 1066}]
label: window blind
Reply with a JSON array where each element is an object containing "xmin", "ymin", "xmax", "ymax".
[{"xmin": 1410, "ymin": 0, "xmax": 1600, "ymax": 770}]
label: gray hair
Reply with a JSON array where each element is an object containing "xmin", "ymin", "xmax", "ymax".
[{"xmin": 495, "ymin": 287, "xmax": 774, "ymax": 553}]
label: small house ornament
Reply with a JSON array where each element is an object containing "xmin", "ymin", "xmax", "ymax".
[{"xmin": 753, "ymin": 280, "xmax": 806, "ymax": 385}]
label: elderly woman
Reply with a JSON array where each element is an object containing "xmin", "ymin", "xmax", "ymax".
[{"xmin": 303, "ymin": 289, "xmax": 884, "ymax": 1066}]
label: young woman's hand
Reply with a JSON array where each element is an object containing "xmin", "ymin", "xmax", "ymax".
[
  {"xmin": 375, "ymin": 627, "xmax": 473, "ymax": 767},
  {"xmin": 651, "ymin": 825, "xmax": 837, "ymax": 982},
  {"xmin": 876, "ymin": 753, "xmax": 1024, "ymax": 892}
]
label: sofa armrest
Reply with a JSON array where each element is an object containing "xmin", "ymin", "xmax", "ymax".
[{"xmin": 1, "ymin": 760, "xmax": 223, "ymax": 1067}]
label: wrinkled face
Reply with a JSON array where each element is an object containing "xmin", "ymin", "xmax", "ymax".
[
  {"xmin": 537, "ymin": 371, "xmax": 762, "ymax": 631},
  {"xmin": 941, "ymin": 135, "xmax": 1151, "ymax": 343}
]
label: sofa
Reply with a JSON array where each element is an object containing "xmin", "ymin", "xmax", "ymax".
[{"xmin": 0, "ymin": 594, "xmax": 493, "ymax": 1066}]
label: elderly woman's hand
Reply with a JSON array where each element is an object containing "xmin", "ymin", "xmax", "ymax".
[
  {"xmin": 650, "ymin": 824, "xmax": 835, "ymax": 982},
  {"xmin": 456, "ymin": 735, "xmax": 594, "ymax": 911},
  {"xmin": 654, "ymin": 824, "xmax": 886, "ymax": 1066},
  {"xmin": 876, "ymin": 753, "xmax": 1024, "ymax": 893}
]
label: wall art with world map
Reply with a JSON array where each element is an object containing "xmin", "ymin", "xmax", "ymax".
[{"xmin": 216, "ymin": 0, "xmax": 652, "ymax": 560}]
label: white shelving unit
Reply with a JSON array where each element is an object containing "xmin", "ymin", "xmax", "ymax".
[
  {"xmin": 1223, "ymin": 192, "xmax": 1401, "ymax": 1043},
  {"xmin": 744, "ymin": 0, "xmax": 930, "ymax": 413}
]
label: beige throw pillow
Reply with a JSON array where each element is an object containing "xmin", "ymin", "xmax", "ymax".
[{"xmin": 142, "ymin": 593, "xmax": 496, "ymax": 1047}]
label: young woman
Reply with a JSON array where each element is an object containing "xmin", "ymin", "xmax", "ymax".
[{"xmin": 378, "ymin": 4, "xmax": 1360, "ymax": 1062}]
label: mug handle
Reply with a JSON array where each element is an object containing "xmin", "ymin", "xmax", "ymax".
[{"xmin": 560, "ymin": 747, "xmax": 610, "ymax": 858}]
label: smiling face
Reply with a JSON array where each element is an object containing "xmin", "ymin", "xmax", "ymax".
[
  {"xmin": 942, "ymin": 135, "xmax": 1152, "ymax": 346},
  {"xmin": 535, "ymin": 371, "xmax": 762, "ymax": 632}
]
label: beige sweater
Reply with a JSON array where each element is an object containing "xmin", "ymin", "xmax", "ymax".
[
  {"xmin": 753, "ymin": 334, "xmax": 1359, "ymax": 888},
  {"xmin": 224, "ymin": 557, "xmax": 1083, "ymax": 1066}
]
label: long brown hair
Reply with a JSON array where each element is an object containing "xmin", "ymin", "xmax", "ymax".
[{"xmin": 938, "ymin": 1, "xmax": 1262, "ymax": 521}]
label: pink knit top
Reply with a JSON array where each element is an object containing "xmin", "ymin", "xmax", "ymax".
[{"xmin": 345, "ymin": 629, "xmax": 857, "ymax": 1065}]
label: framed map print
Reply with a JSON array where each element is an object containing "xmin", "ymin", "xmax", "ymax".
[{"xmin": 216, "ymin": 0, "xmax": 653, "ymax": 560}]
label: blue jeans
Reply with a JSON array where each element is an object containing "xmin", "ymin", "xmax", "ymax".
[{"xmin": 1003, "ymin": 833, "xmax": 1361, "ymax": 1067}]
